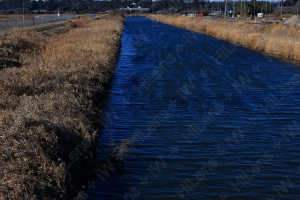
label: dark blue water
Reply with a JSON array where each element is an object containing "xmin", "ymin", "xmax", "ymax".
[{"xmin": 85, "ymin": 17, "xmax": 300, "ymax": 200}]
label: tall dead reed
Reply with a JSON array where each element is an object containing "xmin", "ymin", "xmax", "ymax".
[
  {"xmin": 147, "ymin": 15, "xmax": 300, "ymax": 62},
  {"xmin": 0, "ymin": 15, "xmax": 124, "ymax": 199}
]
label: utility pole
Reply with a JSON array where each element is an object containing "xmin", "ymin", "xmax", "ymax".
[
  {"xmin": 254, "ymin": 0, "xmax": 256, "ymax": 19},
  {"xmin": 297, "ymin": 0, "xmax": 299, "ymax": 16},
  {"xmin": 280, "ymin": 0, "xmax": 282, "ymax": 19},
  {"xmin": 265, "ymin": 1, "xmax": 268, "ymax": 18},
  {"xmin": 224, "ymin": 0, "xmax": 228, "ymax": 18},
  {"xmin": 244, "ymin": 0, "xmax": 246, "ymax": 18},
  {"xmin": 233, "ymin": 1, "xmax": 235, "ymax": 18},
  {"xmin": 22, "ymin": 1, "xmax": 25, "ymax": 21},
  {"xmin": 270, "ymin": 1, "xmax": 271, "ymax": 16},
  {"xmin": 240, "ymin": 0, "xmax": 242, "ymax": 18}
]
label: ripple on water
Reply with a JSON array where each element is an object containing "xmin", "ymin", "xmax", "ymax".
[{"xmin": 86, "ymin": 17, "xmax": 300, "ymax": 199}]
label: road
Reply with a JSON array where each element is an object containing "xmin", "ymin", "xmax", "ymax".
[{"xmin": 0, "ymin": 20, "xmax": 66, "ymax": 35}]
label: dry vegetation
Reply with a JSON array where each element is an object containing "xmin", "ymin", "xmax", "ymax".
[
  {"xmin": 0, "ymin": 15, "xmax": 124, "ymax": 199},
  {"xmin": 147, "ymin": 15, "xmax": 300, "ymax": 62}
]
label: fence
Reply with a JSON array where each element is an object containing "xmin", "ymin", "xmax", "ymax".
[{"xmin": 0, "ymin": 15, "xmax": 75, "ymax": 31}]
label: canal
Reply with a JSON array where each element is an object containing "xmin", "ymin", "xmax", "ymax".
[{"xmin": 85, "ymin": 17, "xmax": 300, "ymax": 200}]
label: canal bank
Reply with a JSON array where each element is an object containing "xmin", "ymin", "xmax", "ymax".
[
  {"xmin": 0, "ymin": 15, "xmax": 124, "ymax": 199},
  {"xmin": 146, "ymin": 14, "xmax": 300, "ymax": 63}
]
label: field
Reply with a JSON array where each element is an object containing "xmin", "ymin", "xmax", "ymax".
[
  {"xmin": 0, "ymin": 14, "xmax": 124, "ymax": 199},
  {"xmin": 147, "ymin": 14, "xmax": 300, "ymax": 62}
]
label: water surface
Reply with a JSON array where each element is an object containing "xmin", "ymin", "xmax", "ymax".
[{"xmin": 85, "ymin": 17, "xmax": 300, "ymax": 200}]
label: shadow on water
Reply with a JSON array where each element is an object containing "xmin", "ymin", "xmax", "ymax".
[{"xmin": 85, "ymin": 17, "xmax": 300, "ymax": 200}]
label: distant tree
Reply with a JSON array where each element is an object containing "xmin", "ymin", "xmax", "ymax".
[
  {"xmin": 44, "ymin": 0, "xmax": 57, "ymax": 12},
  {"xmin": 31, "ymin": 1, "xmax": 39, "ymax": 11},
  {"xmin": 285, "ymin": 0, "xmax": 294, "ymax": 6},
  {"xmin": 136, "ymin": 0, "xmax": 151, "ymax": 8},
  {"xmin": 150, "ymin": 1, "xmax": 162, "ymax": 12}
]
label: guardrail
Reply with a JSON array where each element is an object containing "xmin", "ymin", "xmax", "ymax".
[{"xmin": 0, "ymin": 15, "xmax": 75, "ymax": 31}]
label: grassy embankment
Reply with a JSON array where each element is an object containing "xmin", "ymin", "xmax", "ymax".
[
  {"xmin": 0, "ymin": 15, "xmax": 124, "ymax": 199},
  {"xmin": 147, "ymin": 14, "xmax": 300, "ymax": 62}
]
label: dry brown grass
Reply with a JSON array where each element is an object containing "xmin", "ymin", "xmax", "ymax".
[
  {"xmin": 0, "ymin": 15, "xmax": 124, "ymax": 199},
  {"xmin": 147, "ymin": 14, "xmax": 300, "ymax": 62}
]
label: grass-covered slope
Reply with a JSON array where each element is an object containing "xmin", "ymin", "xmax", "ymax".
[{"xmin": 0, "ymin": 15, "xmax": 124, "ymax": 199}]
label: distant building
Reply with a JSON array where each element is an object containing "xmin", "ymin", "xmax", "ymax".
[
  {"xmin": 119, "ymin": 7, "xmax": 150, "ymax": 12},
  {"xmin": 32, "ymin": 9, "xmax": 47, "ymax": 14},
  {"xmin": 183, "ymin": 0, "xmax": 194, "ymax": 3}
]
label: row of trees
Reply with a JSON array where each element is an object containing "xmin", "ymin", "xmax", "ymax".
[
  {"xmin": 150, "ymin": 0, "xmax": 299, "ymax": 14},
  {"xmin": 0, "ymin": 0, "xmax": 112, "ymax": 13},
  {"xmin": 0, "ymin": 0, "xmax": 298, "ymax": 14}
]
